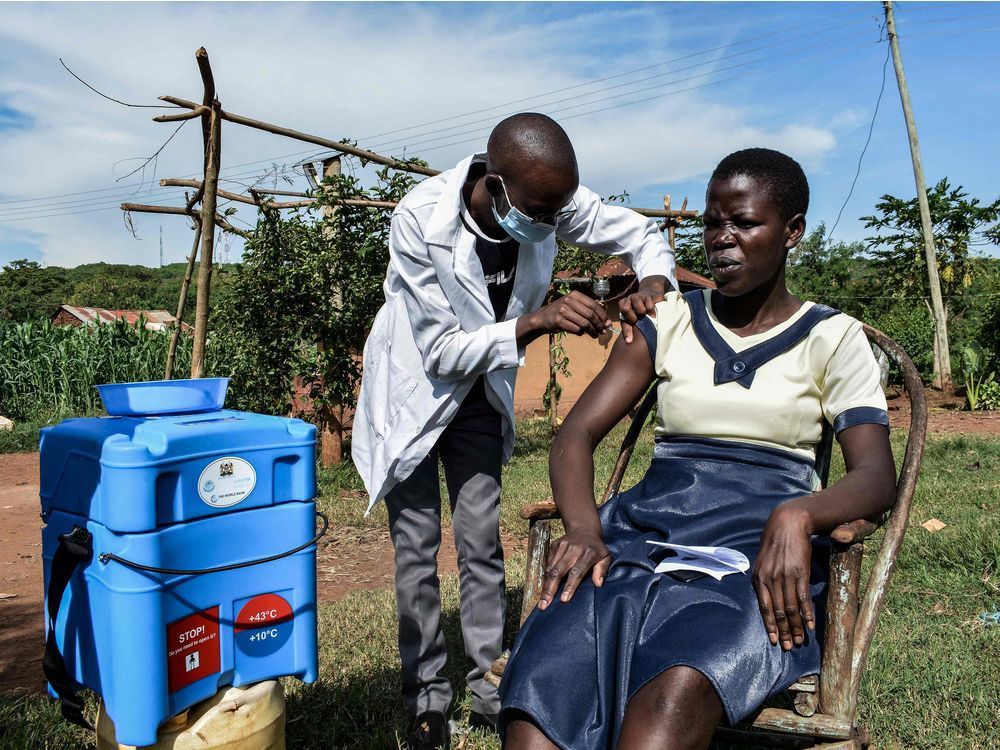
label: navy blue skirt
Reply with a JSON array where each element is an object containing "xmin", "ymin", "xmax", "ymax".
[{"xmin": 499, "ymin": 437, "xmax": 830, "ymax": 749}]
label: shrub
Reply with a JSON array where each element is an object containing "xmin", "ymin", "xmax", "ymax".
[
  {"xmin": 866, "ymin": 303, "xmax": 935, "ymax": 383},
  {"xmin": 978, "ymin": 380, "xmax": 1000, "ymax": 410}
]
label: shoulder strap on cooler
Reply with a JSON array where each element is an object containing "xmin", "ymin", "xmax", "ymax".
[{"xmin": 42, "ymin": 525, "xmax": 94, "ymax": 730}]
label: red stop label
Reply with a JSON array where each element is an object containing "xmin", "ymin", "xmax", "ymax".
[
  {"xmin": 235, "ymin": 593, "xmax": 293, "ymax": 631},
  {"xmin": 166, "ymin": 606, "xmax": 221, "ymax": 693}
]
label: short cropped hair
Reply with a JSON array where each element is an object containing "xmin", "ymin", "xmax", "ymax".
[
  {"xmin": 487, "ymin": 113, "xmax": 577, "ymax": 177},
  {"xmin": 710, "ymin": 148, "xmax": 809, "ymax": 220}
]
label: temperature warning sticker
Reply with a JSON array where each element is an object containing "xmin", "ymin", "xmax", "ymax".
[
  {"xmin": 167, "ymin": 607, "xmax": 221, "ymax": 693},
  {"xmin": 197, "ymin": 457, "xmax": 257, "ymax": 508},
  {"xmin": 235, "ymin": 593, "xmax": 294, "ymax": 657}
]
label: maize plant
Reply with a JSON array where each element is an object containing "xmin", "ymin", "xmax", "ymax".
[{"xmin": 0, "ymin": 319, "xmax": 193, "ymax": 422}]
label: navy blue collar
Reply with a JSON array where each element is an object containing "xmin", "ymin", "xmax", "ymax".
[{"xmin": 684, "ymin": 290, "xmax": 840, "ymax": 389}]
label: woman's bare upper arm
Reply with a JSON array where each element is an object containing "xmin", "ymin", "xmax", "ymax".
[{"xmin": 558, "ymin": 332, "xmax": 657, "ymax": 449}]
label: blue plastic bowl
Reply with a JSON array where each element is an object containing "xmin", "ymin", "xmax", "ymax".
[{"xmin": 96, "ymin": 378, "xmax": 230, "ymax": 417}]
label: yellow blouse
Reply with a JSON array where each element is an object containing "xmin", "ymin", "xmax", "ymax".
[{"xmin": 641, "ymin": 290, "xmax": 888, "ymax": 461}]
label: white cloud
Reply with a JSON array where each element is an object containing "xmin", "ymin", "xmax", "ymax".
[{"xmin": 0, "ymin": 2, "xmax": 847, "ymax": 267}]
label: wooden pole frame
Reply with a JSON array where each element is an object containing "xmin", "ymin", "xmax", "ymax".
[
  {"xmin": 120, "ymin": 203, "xmax": 249, "ymax": 238},
  {"xmin": 318, "ymin": 156, "xmax": 345, "ymax": 466},
  {"xmin": 159, "ymin": 95, "xmax": 439, "ymax": 177},
  {"xmin": 159, "ymin": 179, "xmax": 397, "ymax": 210},
  {"xmin": 191, "ymin": 48, "xmax": 221, "ymax": 379},
  {"xmin": 124, "ymin": 46, "xmax": 704, "ymax": 429},
  {"xmin": 164, "ymin": 225, "xmax": 202, "ymax": 380}
]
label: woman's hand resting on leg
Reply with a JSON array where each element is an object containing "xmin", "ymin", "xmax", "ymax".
[
  {"xmin": 752, "ymin": 504, "xmax": 815, "ymax": 651},
  {"xmin": 751, "ymin": 422, "xmax": 897, "ymax": 651},
  {"xmin": 538, "ymin": 530, "xmax": 612, "ymax": 610}
]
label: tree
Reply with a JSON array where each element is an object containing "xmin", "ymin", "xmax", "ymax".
[
  {"xmin": 0, "ymin": 260, "xmax": 68, "ymax": 321},
  {"xmin": 69, "ymin": 271, "xmax": 155, "ymax": 310},
  {"xmin": 862, "ymin": 179, "xmax": 1000, "ymax": 386},
  {"xmin": 208, "ymin": 163, "xmax": 421, "ymax": 418},
  {"xmin": 673, "ymin": 215, "xmax": 711, "ymax": 278},
  {"xmin": 785, "ymin": 223, "xmax": 870, "ymax": 318}
]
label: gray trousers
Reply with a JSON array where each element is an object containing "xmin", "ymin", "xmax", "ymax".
[{"xmin": 386, "ymin": 412, "xmax": 506, "ymax": 717}]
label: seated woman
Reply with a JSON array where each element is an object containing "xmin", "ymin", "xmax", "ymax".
[{"xmin": 498, "ymin": 148, "xmax": 896, "ymax": 750}]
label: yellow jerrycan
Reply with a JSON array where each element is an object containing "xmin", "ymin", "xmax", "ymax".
[{"xmin": 96, "ymin": 680, "xmax": 285, "ymax": 750}]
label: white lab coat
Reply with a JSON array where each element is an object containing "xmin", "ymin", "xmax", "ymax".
[{"xmin": 353, "ymin": 153, "xmax": 677, "ymax": 511}]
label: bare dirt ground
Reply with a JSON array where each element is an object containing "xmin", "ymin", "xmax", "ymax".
[
  {"xmin": 0, "ymin": 452, "xmax": 44, "ymax": 696},
  {"xmin": 1, "ymin": 391, "xmax": 995, "ymax": 694},
  {"xmin": 886, "ymin": 388, "xmax": 1000, "ymax": 434}
]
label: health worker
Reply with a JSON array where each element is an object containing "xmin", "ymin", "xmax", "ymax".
[{"xmin": 352, "ymin": 112, "xmax": 677, "ymax": 750}]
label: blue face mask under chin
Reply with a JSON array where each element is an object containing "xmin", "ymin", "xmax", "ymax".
[{"xmin": 491, "ymin": 177, "xmax": 557, "ymax": 244}]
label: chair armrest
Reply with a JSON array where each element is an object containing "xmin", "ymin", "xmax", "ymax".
[
  {"xmin": 830, "ymin": 518, "xmax": 880, "ymax": 545},
  {"xmin": 520, "ymin": 500, "xmax": 560, "ymax": 521}
]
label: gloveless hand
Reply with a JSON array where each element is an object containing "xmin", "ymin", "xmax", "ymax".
[
  {"xmin": 751, "ymin": 503, "xmax": 816, "ymax": 651},
  {"xmin": 537, "ymin": 529, "xmax": 612, "ymax": 610},
  {"xmin": 618, "ymin": 275, "xmax": 667, "ymax": 343},
  {"xmin": 534, "ymin": 290, "xmax": 611, "ymax": 338}
]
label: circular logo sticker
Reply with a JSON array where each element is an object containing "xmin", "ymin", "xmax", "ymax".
[{"xmin": 197, "ymin": 457, "xmax": 257, "ymax": 508}]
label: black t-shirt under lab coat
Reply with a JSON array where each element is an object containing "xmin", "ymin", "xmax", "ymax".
[{"xmin": 452, "ymin": 174, "xmax": 519, "ymax": 435}]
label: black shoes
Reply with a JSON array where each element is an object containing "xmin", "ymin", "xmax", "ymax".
[
  {"xmin": 469, "ymin": 710, "xmax": 499, "ymax": 734},
  {"xmin": 402, "ymin": 708, "xmax": 498, "ymax": 748},
  {"xmin": 404, "ymin": 710, "xmax": 450, "ymax": 750}
]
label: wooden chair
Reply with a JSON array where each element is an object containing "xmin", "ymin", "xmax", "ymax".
[{"xmin": 487, "ymin": 326, "xmax": 927, "ymax": 749}]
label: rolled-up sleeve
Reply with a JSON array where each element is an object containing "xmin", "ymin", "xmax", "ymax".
[
  {"xmin": 389, "ymin": 211, "xmax": 524, "ymax": 381},
  {"xmin": 556, "ymin": 185, "xmax": 677, "ymax": 288}
]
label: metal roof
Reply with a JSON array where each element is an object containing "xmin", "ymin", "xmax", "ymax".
[{"xmin": 54, "ymin": 305, "xmax": 191, "ymax": 332}]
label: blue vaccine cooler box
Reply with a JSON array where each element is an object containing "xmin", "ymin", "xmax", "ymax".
[{"xmin": 40, "ymin": 379, "xmax": 321, "ymax": 746}]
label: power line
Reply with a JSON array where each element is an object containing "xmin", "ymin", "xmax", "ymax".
[
  {"xmin": 371, "ymin": 14, "xmax": 1000, "ymax": 156},
  {"xmin": 0, "ymin": 9, "xmax": 876, "ymax": 209},
  {"xmin": 828, "ymin": 41, "xmax": 892, "ymax": 242},
  {"xmin": 0, "ymin": 146, "xmax": 320, "ymax": 206},
  {"xmin": 366, "ymin": 27, "xmax": 886, "ymax": 154},
  {"xmin": 3, "ymin": 17, "xmax": 997, "ymax": 223},
  {"xmin": 0, "ymin": 159, "xmax": 318, "ymax": 218},
  {"xmin": 358, "ymin": 3, "xmax": 991, "ymax": 148},
  {"xmin": 58, "ymin": 58, "xmax": 180, "ymax": 110},
  {"xmin": 363, "ymin": 14, "xmax": 881, "ymax": 151},
  {"xmin": 395, "ymin": 24, "xmax": 1000, "ymax": 158},
  {"xmin": 8, "ymin": 32, "xmax": 876, "ymax": 221},
  {"xmin": 1, "ymin": 5, "xmax": 990, "ymax": 212},
  {"xmin": 366, "ymin": 8, "xmax": 1000, "ymax": 154},
  {"xmin": 7, "ymin": 23, "xmax": 997, "ymax": 223},
  {"xmin": 401, "ymin": 38, "xmax": 886, "ymax": 157},
  {"xmin": 360, "ymin": 8, "xmax": 874, "ymax": 143},
  {"xmin": 9, "ymin": 32, "xmax": 862, "ymax": 221}
]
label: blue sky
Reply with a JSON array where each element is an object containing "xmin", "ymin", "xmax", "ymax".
[{"xmin": 0, "ymin": 1, "xmax": 997, "ymax": 268}]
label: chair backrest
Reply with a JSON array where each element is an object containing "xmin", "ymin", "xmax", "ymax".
[{"xmin": 846, "ymin": 325, "xmax": 926, "ymax": 712}]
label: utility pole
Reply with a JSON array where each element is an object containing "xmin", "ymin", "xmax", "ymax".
[{"xmin": 884, "ymin": 0, "xmax": 952, "ymax": 392}]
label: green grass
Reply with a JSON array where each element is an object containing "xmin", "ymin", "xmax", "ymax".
[
  {"xmin": 2, "ymin": 428, "xmax": 998, "ymax": 749},
  {"xmin": 0, "ymin": 419, "xmax": 45, "ymax": 454}
]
